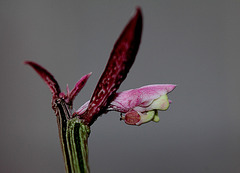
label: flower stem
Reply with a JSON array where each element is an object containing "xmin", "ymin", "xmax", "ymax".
[{"xmin": 56, "ymin": 99, "xmax": 90, "ymax": 173}]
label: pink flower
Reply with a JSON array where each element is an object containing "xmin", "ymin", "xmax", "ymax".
[
  {"xmin": 77, "ymin": 84, "xmax": 176, "ymax": 126},
  {"xmin": 109, "ymin": 84, "xmax": 176, "ymax": 125}
]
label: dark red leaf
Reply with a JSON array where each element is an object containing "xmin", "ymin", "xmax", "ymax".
[
  {"xmin": 25, "ymin": 61, "xmax": 61, "ymax": 97},
  {"xmin": 82, "ymin": 8, "xmax": 143, "ymax": 125}
]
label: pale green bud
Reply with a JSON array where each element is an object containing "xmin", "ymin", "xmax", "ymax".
[
  {"xmin": 150, "ymin": 94, "xmax": 169, "ymax": 111},
  {"xmin": 136, "ymin": 110, "xmax": 155, "ymax": 125},
  {"xmin": 152, "ymin": 111, "xmax": 160, "ymax": 122}
]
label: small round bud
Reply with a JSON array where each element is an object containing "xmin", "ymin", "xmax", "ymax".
[
  {"xmin": 153, "ymin": 115, "xmax": 160, "ymax": 122},
  {"xmin": 124, "ymin": 110, "xmax": 141, "ymax": 125}
]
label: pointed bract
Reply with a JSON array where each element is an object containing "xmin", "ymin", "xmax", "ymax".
[
  {"xmin": 67, "ymin": 73, "xmax": 92, "ymax": 105},
  {"xmin": 25, "ymin": 61, "xmax": 61, "ymax": 97},
  {"xmin": 82, "ymin": 8, "xmax": 143, "ymax": 125}
]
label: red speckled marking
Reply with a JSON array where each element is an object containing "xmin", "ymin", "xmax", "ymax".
[{"xmin": 82, "ymin": 8, "xmax": 143, "ymax": 125}]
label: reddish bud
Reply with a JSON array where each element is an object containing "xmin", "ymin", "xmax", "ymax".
[
  {"xmin": 122, "ymin": 110, "xmax": 141, "ymax": 125},
  {"xmin": 65, "ymin": 73, "xmax": 92, "ymax": 105}
]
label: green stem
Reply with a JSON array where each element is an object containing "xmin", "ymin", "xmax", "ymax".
[{"xmin": 56, "ymin": 99, "xmax": 90, "ymax": 173}]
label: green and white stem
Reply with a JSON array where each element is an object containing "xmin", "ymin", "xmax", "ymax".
[{"xmin": 55, "ymin": 99, "xmax": 90, "ymax": 173}]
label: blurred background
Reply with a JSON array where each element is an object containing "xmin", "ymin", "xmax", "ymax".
[{"xmin": 0, "ymin": 0, "xmax": 240, "ymax": 172}]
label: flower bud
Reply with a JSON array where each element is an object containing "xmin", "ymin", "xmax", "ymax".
[
  {"xmin": 122, "ymin": 110, "xmax": 141, "ymax": 125},
  {"xmin": 149, "ymin": 94, "xmax": 169, "ymax": 111},
  {"xmin": 122, "ymin": 110, "xmax": 160, "ymax": 126}
]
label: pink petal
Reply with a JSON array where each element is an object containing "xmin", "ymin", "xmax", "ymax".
[
  {"xmin": 110, "ymin": 84, "xmax": 176, "ymax": 112},
  {"xmin": 76, "ymin": 101, "xmax": 90, "ymax": 115}
]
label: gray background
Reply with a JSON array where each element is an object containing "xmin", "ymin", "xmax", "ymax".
[{"xmin": 1, "ymin": 0, "xmax": 240, "ymax": 173}]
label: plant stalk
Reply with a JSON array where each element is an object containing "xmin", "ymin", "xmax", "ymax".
[{"xmin": 55, "ymin": 99, "xmax": 90, "ymax": 173}]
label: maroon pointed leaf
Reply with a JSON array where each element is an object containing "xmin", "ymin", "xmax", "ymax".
[
  {"xmin": 25, "ymin": 61, "xmax": 61, "ymax": 97},
  {"xmin": 67, "ymin": 72, "xmax": 92, "ymax": 105},
  {"xmin": 82, "ymin": 8, "xmax": 143, "ymax": 125}
]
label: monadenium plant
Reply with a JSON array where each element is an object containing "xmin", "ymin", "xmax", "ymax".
[{"xmin": 25, "ymin": 8, "xmax": 175, "ymax": 173}]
